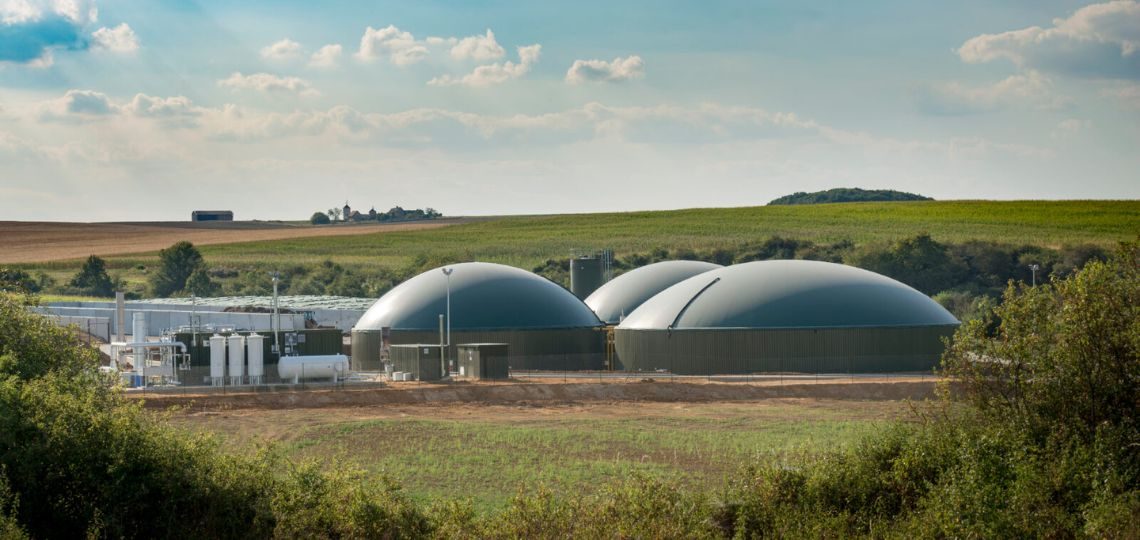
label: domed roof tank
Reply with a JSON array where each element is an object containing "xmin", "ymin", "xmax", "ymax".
[
  {"xmin": 355, "ymin": 262, "xmax": 602, "ymax": 331},
  {"xmin": 618, "ymin": 260, "xmax": 958, "ymax": 330},
  {"xmin": 585, "ymin": 260, "xmax": 722, "ymax": 324}
]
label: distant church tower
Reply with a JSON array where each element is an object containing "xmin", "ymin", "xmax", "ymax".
[{"xmin": 342, "ymin": 201, "xmax": 351, "ymax": 221}]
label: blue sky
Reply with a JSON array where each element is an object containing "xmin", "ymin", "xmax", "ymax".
[{"xmin": 0, "ymin": 0, "xmax": 1137, "ymax": 221}]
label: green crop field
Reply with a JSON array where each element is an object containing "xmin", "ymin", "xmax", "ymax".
[
  {"xmin": 173, "ymin": 399, "xmax": 905, "ymax": 512},
  {"xmin": 12, "ymin": 200, "xmax": 1138, "ymax": 295},
  {"xmin": 117, "ymin": 200, "xmax": 1140, "ymax": 271}
]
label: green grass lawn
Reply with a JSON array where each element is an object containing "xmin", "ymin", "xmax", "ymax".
[{"xmin": 176, "ymin": 400, "xmax": 904, "ymax": 512}]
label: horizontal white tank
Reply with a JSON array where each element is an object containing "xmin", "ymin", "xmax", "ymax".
[
  {"xmin": 278, "ymin": 354, "xmax": 348, "ymax": 382},
  {"xmin": 208, "ymin": 334, "xmax": 226, "ymax": 386}
]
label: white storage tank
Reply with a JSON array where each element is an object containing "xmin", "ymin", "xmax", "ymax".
[
  {"xmin": 208, "ymin": 334, "xmax": 226, "ymax": 386},
  {"xmin": 227, "ymin": 334, "xmax": 245, "ymax": 385},
  {"xmin": 132, "ymin": 312, "xmax": 147, "ymax": 368},
  {"xmin": 246, "ymin": 333, "xmax": 265, "ymax": 385},
  {"xmin": 278, "ymin": 354, "xmax": 348, "ymax": 383}
]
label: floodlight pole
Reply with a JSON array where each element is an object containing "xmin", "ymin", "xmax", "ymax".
[
  {"xmin": 1029, "ymin": 264, "xmax": 1040, "ymax": 287},
  {"xmin": 442, "ymin": 268, "xmax": 453, "ymax": 357},
  {"xmin": 271, "ymin": 272, "xmax": 281, "ymax": 356}
]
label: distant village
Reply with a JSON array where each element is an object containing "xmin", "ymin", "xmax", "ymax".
[{"xmin": 312, "ymin": 202, "xmax": 442, "ymax": 224}]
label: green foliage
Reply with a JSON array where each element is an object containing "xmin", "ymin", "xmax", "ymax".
[
  {"xmin": 768, "ymin": 187, "xmax": 932, "ymax": 205},
  {"xmin": 184, "ymin": 268, "xmax": 220, "ymax": 297},
  {"xmin": 0, "ymin": 269, "xmax": 39, "ymax": 295},
  {"xmin": 149, "ymin": 241, "xmax": 205, "ymax": 297},
  {"xmin": 309, "ymin": 211, "xmax": 331, "ymax": 225},
  {"xmin": 852, "ymin": 234, "xmax": 967, "ymax": 295},
  {"xmin": 65, "ymin": 255, "xmax": 115, "ymax": 297}
]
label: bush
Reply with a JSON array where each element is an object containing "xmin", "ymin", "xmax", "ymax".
[{"xmin": 309, "ymin": 212, "xmax": 331, "ymax": 225}]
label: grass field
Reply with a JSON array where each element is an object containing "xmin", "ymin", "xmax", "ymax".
[
  {"xmin": 171, "ymin": 399, "xmax": 906, "ymax": 512},
  {"xmin": 9, "ymin": 200, "xmax": 1138, "ymax": 289}
]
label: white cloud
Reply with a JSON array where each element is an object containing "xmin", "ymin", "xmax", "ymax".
[
  {"xmin": 448, "ymin": 29, "xmax": 504, "ymax": 61},
  {"xmin": 958, "ymin": 1, "xmax": 1140, "ymax": 79},
  {"xmin": 1052, "ymin": 118, "xmax": 1090, "ymax": 138},
  {"xmin": 428, "ymin": 44, "xmax": 540, "ymax": 87},
  {"xmin": 217, "ymin": 72, "xmax": 319, "ymax": 97},
  {"xmin": 123, "ymin": 94, "xmax": 199, "ymax": 118},
  {"xmin": 1, "ymin": 0, "xmax": 98, "ymax": 25},
  {"xmin": 565, "ymin": 55, "xmax": 645, "ymax": 84},
  {"xmin": 355, "ymin": 25, "xmax": 427, "ymax": 66},
  {"xmin": 309, "ymin": 44, "xmax": 342, "ymax": 67},
  {"xmin": 91, "ymin": 23, "xmax": 138, "ymax": 53},
  {"xmin": 911, "ymin": 72, "xmax": 1070, "ymax": 115},
  {"xmin": 1102, "ymin": 83, "xmax": 1140, "ymax": 105},
  {"xmin": 52, "ymin": 89, "xmax": 115, "ymax": 115},
  {"xmin": 260, "ymin": 38, "xmax": 303, "ymax": 60}
]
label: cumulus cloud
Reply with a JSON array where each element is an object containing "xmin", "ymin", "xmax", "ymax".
[
  {"xmin": 217, "ymin": 72, "xmax": 319, "ymax": 97},
  {"xmin": 124, "ymin": 94, "xmax": 198, "ymax": 117},
  {"xmin": 90, "ymin": 22, "xmax": 137, "ymax": 52},
  {"xmin": 448, "ymin": 29, "xmax": 504, "ymax": 61},
  {"xmin": 308, "ymin": 43, "xmax": 341, "ymax": 67},
  {"xmin": 958, "ymin": 0, "xmax": 1140, "ymax": 79},
  {"xmin": 428, "ymin": 44, "xmax": 540, "ymax": 87},
  {"xmin": 355, "ymin": 25, "xmax": 427, "ymax": 65},
  {"xmin": 0, "ymin": 0, "xmax": 93, "ymax": 65},
  {"xmin": 565, "ymin": 55, "xmax": 644, "ymax": 84},
  {"xmin": 260, "ymin": 38, "xmax": 302, "ymax": 60},
  {"xmin": 911, "ymin": 72, "xmax": 1070, "ymax": 115}
]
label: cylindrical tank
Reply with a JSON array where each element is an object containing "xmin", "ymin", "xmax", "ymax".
[
  {"xmin": 278, "ymin": 354, "xmax": 349, "ymax": 383},
  {"xmin": 570, "ymin": 256, "xmax": 605, "ymax": 299},
  {"xmin": 132, "ymin": 312, "xmax": 147, "ymax": 368},
  {"xmin": 227, "ymin": 334, "xmax": 245, "ymax": 385},
  {"xmin": 246, "ymin": 333, "xmax": 265, "ymax": 385},
  {"xmin": 208, "ymin": 334, "xmax": 226, "ymax": 386}
]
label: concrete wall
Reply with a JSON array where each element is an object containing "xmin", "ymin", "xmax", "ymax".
[{"xmin": 41, "ymin": 315, "xmax": 112, "ymax": 341}]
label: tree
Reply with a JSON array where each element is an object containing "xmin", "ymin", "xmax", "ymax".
[
  {"xmin": 327, "ymin": 208, "xmax": 341, "ymax": 222},
  {"xmin": 310, "ymin": 212, "xmax": 331, "ymax": 225},
  {"xmin": 149, "ymin": 241, "xmax": 205, "ymax": 297},
  {"xmin": 67, "ymin": 256, "xmax": 114, "ymax": 297},
  {"xmin": 184, "ymin": 269, "xmax": 220, "ymax": 297},
  {"xmin": 942, "ymin": 240, "xmax": 1139, "ymax": 445},
  {"xmin": 0, "ymin": 268, "xmax": 39, "ymax": 294}
]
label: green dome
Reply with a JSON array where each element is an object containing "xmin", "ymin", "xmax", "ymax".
[
  {"xmin": 585, "ymin": 261, "xmax": 722, "ymax": 324},
  {"xmin": 355, "ymin": 262, "xmax": 602, "ymax": 331},
  {"xmin": 618, "ymin": 260, "xmax": 958, "ymax": 330}
]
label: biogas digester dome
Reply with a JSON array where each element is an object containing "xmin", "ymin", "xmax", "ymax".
[
  {"xmin": 614, "ymin": 260, "xmax": 960, "ymax": 374},
  {"xmin": 585, "ymin": 260, "xmax": 722, "ymax": 325},
  {"xmin": 352, "ymin": 262, "xmax": 605, "ymax": 371}
]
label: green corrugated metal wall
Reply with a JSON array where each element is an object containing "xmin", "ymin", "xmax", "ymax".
[
  {"xmin": 350, "ymin": 330, "xmax": 385, "ymax": 371},
  {"xmin": 613, "ymin": 325, "xmax": 957, "ymax": 374},
  {"xmin": 390, "ymin": 344, "xmax": 444, "ymax": 381},
  {"xmin": 352, "ymin": 328, "xmax": 605, "ymax": 372}
]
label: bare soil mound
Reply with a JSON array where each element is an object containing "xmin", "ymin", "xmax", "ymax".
[{"xmin": 135, "ymin": 377, "xmax": 942, "ymax": 412}]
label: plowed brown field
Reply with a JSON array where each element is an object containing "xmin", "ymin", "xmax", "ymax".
[{"xmin": 0, "ymin": 219, "xmax": 471, "ymax": 263}]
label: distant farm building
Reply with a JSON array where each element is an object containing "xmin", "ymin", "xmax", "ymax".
[{"xmin": 191, "ymin": 210, "xmax": 233, "ymax": 222}]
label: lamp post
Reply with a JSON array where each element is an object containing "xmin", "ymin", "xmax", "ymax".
[
  {"xmin": 1029, "ymin": 264, "xmax": 1040, "ymax": 287},
  {"xmin": 441, "ymin": 267, "xmax": 453, "ymax": 370},
  {"xmin": 271, "ymin": 272, "xmax": 281, "ymax": 355}
]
